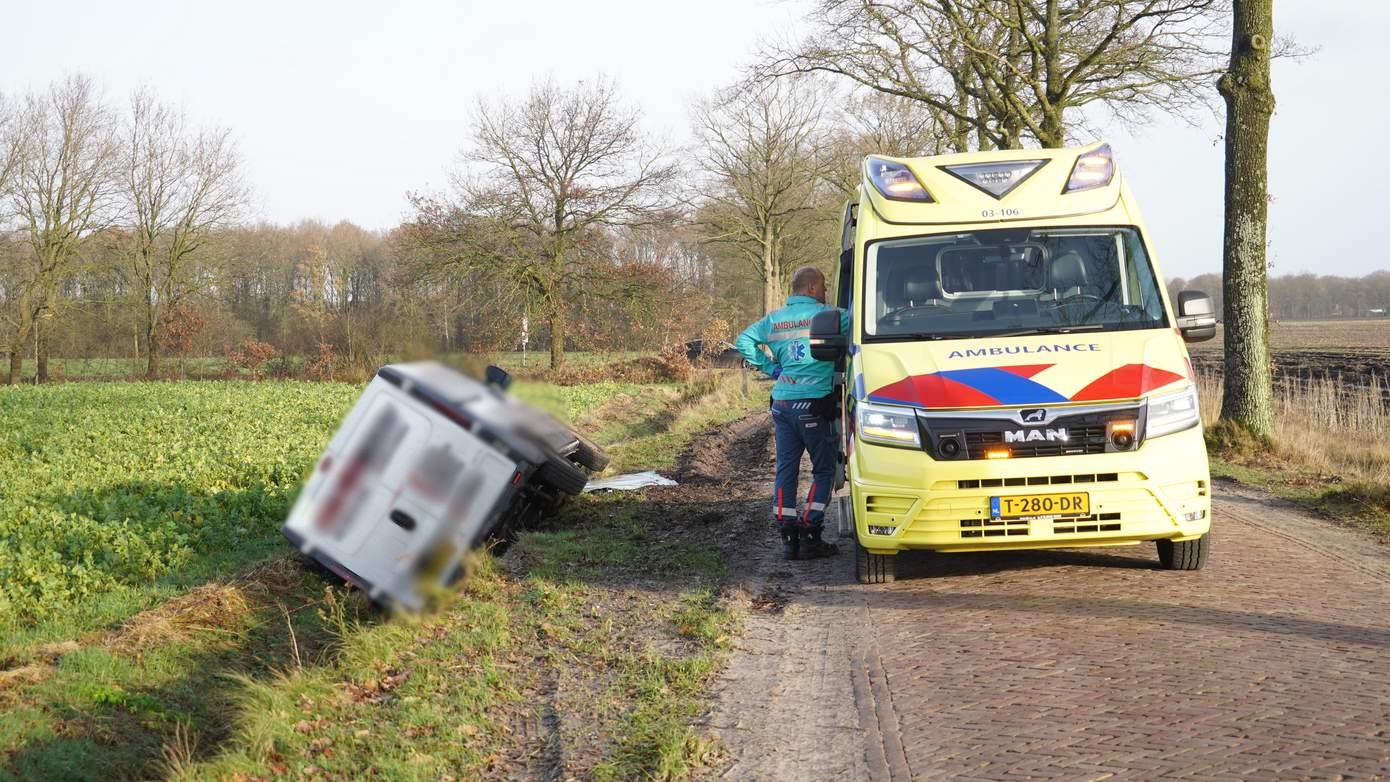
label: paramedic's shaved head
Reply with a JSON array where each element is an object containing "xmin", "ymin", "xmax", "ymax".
[{"xmin": 791, "ymin": 266, "xmax": 828, "ymax": 303}]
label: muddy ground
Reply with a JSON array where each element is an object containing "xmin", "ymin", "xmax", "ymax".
[{"xmin": 1190, "ymin": 348, "xmax": 1390, "ymax": 393}]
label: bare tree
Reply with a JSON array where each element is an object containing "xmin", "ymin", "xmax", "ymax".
[
  {"xmin": 459, "ymin": 77, "xmax": 678, "ymax": 369},
  {"xmin": 823, "ymin": 90, "xmax": 955, "ymax": 195},
  {"xmin": 1217, "ymin": 0, "xmax": 1275, "ymax": 437},
  {"xmin": 761, "ymin": 0, "xmax": 1229, "ymax": 149},
  {"xmin": 118, "ymin": 89, "xmax": 246, "ymax": 378},
  {"xmin": 3, "ymin": 75, "xmax": 120, "ymax": 384},
  {"xmin": 0, "ymin": 93, "xmax": 22, "ymax": 198},
  {"xmin": 0, "ymin": 94, "xmax": 21, "ymax": 366},
  {"xmin": 692, "ymin": 81, "xmax": 836, "ymax": 315}
]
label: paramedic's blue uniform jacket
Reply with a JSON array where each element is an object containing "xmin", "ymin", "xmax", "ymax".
[
  {"xmin": 736, "ymin": 295, "xmax": 849, "ymax": 527},
  {"xmin": 735, "ymin": 295, "xmax": 850, "ymax": 400}
]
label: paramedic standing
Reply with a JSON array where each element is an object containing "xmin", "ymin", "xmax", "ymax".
[{"xmin": 736, "ymin": 266, "xmax": 850, "ymax": 561}]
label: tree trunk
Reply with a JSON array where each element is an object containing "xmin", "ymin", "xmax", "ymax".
[
  {"xmin": 1217, "ymin": 0, "xmax": 1276, "ymax": 438},
  {"xmin": 8, "ymin": 298, "xmax": 33, "ymax": 384},
  {"xmin": 146, "ymin": 319, "xmax": 161, "ymax": 379},
  {"xmin": 548, "ymin": 301, "xmax": 565, "ymax": 371},
  {"xmin": 36, "ymin": 327, "xmax": 49, "ymax": 384},
  {"xmin": 761, "ymin": 231, "xmax": 780, "ymax": 315},
  {"xmin": 1038, "ymin": 0, "xmax": 1066, "ymax": 148},
  {"xmin": 143, "ymin": 292, "xmax": 160, "ymax": 379},
  {"xmin": 1036, "ymin": 116, "xmax": 1063, "ymax": 147}
]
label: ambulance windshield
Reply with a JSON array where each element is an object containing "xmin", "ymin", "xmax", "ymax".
[{"xmin": 863, "ymin": 226, "xmax": 1168, "ymax": 340}]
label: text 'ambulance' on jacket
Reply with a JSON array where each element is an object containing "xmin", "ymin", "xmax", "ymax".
[{"xmin": 735, "ymin": 295, "xmax": 850, "ymax": 401}]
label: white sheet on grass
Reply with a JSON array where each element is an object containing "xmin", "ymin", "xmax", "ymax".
[{"xmin": 582, "ymin": 470, "xmax": 677, "ymax": 492}]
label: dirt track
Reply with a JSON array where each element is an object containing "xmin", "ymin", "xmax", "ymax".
[{"xmin": 690, "ymin": 413, "xmax": 1390, "ymax": 780}]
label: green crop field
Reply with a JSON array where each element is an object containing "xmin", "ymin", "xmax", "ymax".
[
  {"xmin": 0, "ymin": 382, "xmax": 360, "ymax": 636},
  {"xmin": 0, "ymin": 379, "xmax": 650, "ymax": 639},
  {"xmin": 0, "ymin": 373, "xmax": 758, "ymax": 780}
]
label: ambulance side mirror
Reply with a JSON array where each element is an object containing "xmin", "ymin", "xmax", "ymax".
[
  {"xmin": 809, "ymin": 310, "xmax": 848, "ymax": 361},
  {"xmin": 1175, "ymin": 291, "xmax": 1217, "ymax": 343}
]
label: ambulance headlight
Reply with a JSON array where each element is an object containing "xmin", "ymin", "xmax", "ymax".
[
  {"xmin": 1063, "ymin": 144, "xmax": 1114, "ymax": 193},
  {"xmin": 865, "ymin": 156, "xmax": 933, "ymax": 202},
  {"xmin": 1145, "ymin": 385, "xmax": 1200, "ymax": 438},
  {"xmin": 857, "ymin": 402, "xmax": 921, "ymax": 449}
]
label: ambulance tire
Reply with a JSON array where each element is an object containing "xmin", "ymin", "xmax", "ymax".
[
  {"xmin": 855, "ymin": 541, "xmax": 896, "ymax": 584},
  {"xmin": 1156, "ymin": 532, "xmax": 1209, "ymax": 570},
  {"xmin": 537, "ymin": 453, "xmax": 588, "ymax": 496},
  {"xmin": 572, "ymin": 434, "xmax": 610, "ymax": 472}
]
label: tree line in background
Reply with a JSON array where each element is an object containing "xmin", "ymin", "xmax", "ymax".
[
  {"xmin": 1168, "ymin": 271, "xmax": 1390, "ymax": 322},
  {"xmin": 3, "ymin": 1, "xmax": 1296, "ymax": 394}
]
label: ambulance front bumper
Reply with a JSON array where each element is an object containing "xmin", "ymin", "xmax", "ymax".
[{"xmin": 850, "ymin": 424, "xmax": 1211, "ymax": 553}]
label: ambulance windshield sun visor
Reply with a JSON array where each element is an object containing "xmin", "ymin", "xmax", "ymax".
[
  {"xmin": 863, "ymin": 227, "xmax": 1168, "ymax": 341},
  {"xmin": 865, "ymin": 156, "xmax": 933, "ymax": 202}
]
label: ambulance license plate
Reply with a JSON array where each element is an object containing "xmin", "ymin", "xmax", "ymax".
[{"xmin": 990, "ymin": 492, "xmax": 1090, "ymax": 520}]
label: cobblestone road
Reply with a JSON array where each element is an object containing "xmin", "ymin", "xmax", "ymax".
[{"xmin": 708, "ymin": 477, "xmax": 1390, "ymax": 780}]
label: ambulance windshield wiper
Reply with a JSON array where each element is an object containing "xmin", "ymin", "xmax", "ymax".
[
  {"xmin": 990, "ymin": 324, "xmax": 1106, "ymax": 337},
  {"xmin": 892, "ymin": 332, "xmax": 953, "ymax": 341}
]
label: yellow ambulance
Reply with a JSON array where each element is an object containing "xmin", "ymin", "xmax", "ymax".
[{"xmin": 808, "ymin": 142, "xmax": 1217, "ymax": 583}]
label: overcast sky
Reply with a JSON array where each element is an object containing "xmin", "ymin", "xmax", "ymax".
[{"xmin": 2, "ymin": 0, "xmax": 1383, "ymax": 280}]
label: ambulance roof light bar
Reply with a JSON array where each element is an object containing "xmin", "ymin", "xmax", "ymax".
[
  {"xmin": 865, "ymin": 156, "xmax": 933, "ymax": 202},
  {"xmin": 1063, "ymin": 144, "xmax": 1115, "ymax": 193},
  {"xmin": 939, "ymin": 159, "xmax": 1048, "ymax": 200}
]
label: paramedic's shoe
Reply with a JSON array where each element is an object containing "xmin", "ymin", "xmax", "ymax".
[
  {"xmin": 798, "ymin": 525, "xmax": 839, "ymax": 559},
  {"xmin": 778, "ymin": 524, "xmax": 800, "ymax": 560}
]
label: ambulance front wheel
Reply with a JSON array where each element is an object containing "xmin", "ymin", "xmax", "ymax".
[
  {"xmin": 855, "ymin": 541, "xmax": 897, "ymax": 584},
  {"xmin": 1156, "ymin": 532, "xmax": 1209, "ymax": 570}
]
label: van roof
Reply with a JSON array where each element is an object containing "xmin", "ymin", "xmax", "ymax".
[{"xmin": 859, "ymin": 141, "xmax": 1124, "ymax": 227}]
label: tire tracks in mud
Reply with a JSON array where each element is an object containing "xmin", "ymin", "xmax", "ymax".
[{"xmin": 683, "ymin": 411, "xmax": 902, "ymax": 780}]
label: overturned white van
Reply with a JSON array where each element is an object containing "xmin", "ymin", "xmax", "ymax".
[{"xmin": 281, "ymin": 361, "xmax": 607, "ymax": 610}]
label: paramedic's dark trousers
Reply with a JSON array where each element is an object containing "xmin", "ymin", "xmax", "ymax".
[{"xmin": 770, "ymin": 399, "xmax": 836, "ymax": 527}]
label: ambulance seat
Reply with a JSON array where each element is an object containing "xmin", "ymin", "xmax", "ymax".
[{"xmin": 1047, "ymin": 251, "xmax": 1095, "ymax": 299}]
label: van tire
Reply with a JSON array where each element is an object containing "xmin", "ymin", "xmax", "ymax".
[
  {"xmin": 855, "ymin": 541, "xmax": 896, "ymax": 584},
  {"xmin": 572, "ymin": 434, "xmax": 610, "ymax": 472},
  {"xmin": 1157, "ymin": 533, "xmax": 1209, "ymax": 570},
  {"xmin": 537, "ymin": 454, "xmax": 588, "ymax": 496}
]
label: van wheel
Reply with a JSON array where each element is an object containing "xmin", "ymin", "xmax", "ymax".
[
  {"xmin": 572, "ymin": 434, "xmax": 610, "ymax": 472},
  {"xmin": 536, "ymin": 453, "xmax": 588, "ymax": 496},
  {"xmin": 855, "ymin": 541, "xmax": 896, "ymax": 584},
  {"xmin": 1157, "ymin": 533, "xmax": 1209, "ymax": 570}
]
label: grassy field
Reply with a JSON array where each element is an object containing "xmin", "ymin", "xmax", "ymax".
[
  {"xmin": 0, "ymin": 370, "xmax": 766, "ymax": 781},
  {"xmin": 11, "ymin": 352, "xmax": 648, "ymax": 383},
  {"xmin": 1185, "ymin": 318, "xmax": 1390, "ymax": 532},
  {"xmin": 1187, "ymin": 318, "xmax": 1390, "ymax": 352},
  {"xmin": 1197, "ymin": 373, "xmax": 1390, "ymax": 536}
]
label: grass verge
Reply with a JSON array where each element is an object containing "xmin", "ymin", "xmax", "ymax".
[
  {"xmin": 1198, "ymin": 373, "xmax": 1390, "ymax": 536},
  {"xmin": 2, "ymin": 368, "xmax": 763, "ymax": 780}
]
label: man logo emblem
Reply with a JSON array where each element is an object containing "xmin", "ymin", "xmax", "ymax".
[{"xmin": 1020, "ymin": 408, "xmax": 1046, "ymax": 423}]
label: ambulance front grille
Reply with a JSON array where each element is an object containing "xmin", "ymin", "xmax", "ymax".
[
  {"xmin": 958, "ymin": 512, "xmax": 1122, "ymax": 538},
  {"xmin": 964, "ymin": 425, "xmax": 1109, "ymax": 459},
  {"xmin": 959, "ymin": 518, "xmax": 1029, "ymax": 538},
  {"xmin": 1052, "ymin": 513, "xmax": 1122, "ymax": 534},
  {"xmin": 957, "ymin": 472, "xmax": 1119, "ymax": 490}
]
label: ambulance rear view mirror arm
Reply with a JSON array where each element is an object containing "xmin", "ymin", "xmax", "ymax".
[
  {"xmin": 809, "ymin": 310, "xmax": 848, "ymax": 361},
  {"xmin": 1175, "ymin": 291, "xmax": 1216, "ymax": 343}
]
